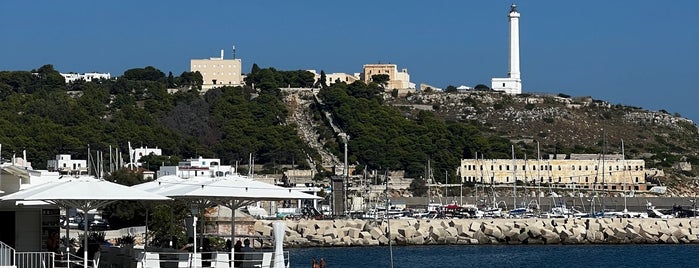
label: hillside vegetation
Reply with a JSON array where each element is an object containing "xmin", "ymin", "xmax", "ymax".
[{"xmin": 2, "ymin": 64, "xmax": 698, "ymax": 193}]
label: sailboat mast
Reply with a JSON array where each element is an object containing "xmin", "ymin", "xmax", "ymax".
[
  {"xmin": 512, "ymin": 145, "xmax": 516, "ymax": 209},
  {"xmin": 537, "ymin": 141, "xmax": 541, "ymax": 210},
  {"xmin": 474, "ymin": 152, "xmax": 479, "ymax": 206},
  {"xmin": 622, "ymin": 139, "xmax": 628, "ymax": 212},
  {"xmin": 602, "ymin": 128, "xmax": 607, "ymax": 212}
]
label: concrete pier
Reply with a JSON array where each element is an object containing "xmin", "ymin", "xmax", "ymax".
[{"xmin": 252, "ymin": 218, "xmax": 699, "ymax": 247}]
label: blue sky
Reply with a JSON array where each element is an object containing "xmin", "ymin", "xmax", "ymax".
[{"xmin": 1, "ymin": 1, "xmax": 698, "ymax": 121}]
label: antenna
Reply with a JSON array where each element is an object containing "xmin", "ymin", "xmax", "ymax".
[{"xmin": 232, "ymin": 45, "xmax": 236, "ymax": 59}]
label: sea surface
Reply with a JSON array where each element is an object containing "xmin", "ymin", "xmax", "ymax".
[{"xmin": 288, "ymin": 244, "xmax": 699, "ymax": 268}]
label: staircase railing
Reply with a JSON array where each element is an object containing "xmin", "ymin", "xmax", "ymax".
[
  {"xmin": 14, "ymin": 252, "xmax": 55, "ymax": 268},
  {"xmin": 0, "ymin": 241, "xmax": 15, "ymax": 266}
]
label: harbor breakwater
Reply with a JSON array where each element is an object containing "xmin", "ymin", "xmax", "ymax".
[{"xmin": 251, "ymin": 218, "xmax": 699, "ymax": 247}]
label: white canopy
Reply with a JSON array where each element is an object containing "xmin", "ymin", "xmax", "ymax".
[
  {"xmin": 133, "ymin": 175, "xmax": 321, "ymax": 265},
  {"xmin": 1, "ymin": 175, "xmax": 171, "ymax": 268}
]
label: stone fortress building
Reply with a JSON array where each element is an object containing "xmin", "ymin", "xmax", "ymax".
[
  {"xmin": 458, "ymin": 154, "xmax": 648, "ymax": 191},
  {"xmin": 360, "ymin": 63, "xmax": 415, "ymax": 90},
  {"xmin": 190, "ymin": 48, "xmax": 243, "ymax": 90}
]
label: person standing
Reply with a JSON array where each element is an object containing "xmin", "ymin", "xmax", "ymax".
[
  {"xmin": 46, "ymin": 232, "xmax": 59, "ymax": 253},
  {"xmin": 233, "ymin": 240, "xmax": 243, "ymax": 267}
]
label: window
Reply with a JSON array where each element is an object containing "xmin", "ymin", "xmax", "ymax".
[{"xmin": 502, "ymin": 83, "xmax": 506, "ymax": 87}]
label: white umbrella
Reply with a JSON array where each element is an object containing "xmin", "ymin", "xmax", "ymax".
[
  {"xmin": 1, "ymin": 176, "xmax": 171, "ymax": 268},
  {"xmin": 135, "ymin": 175, "xmax": 321, "ymax": 266}
]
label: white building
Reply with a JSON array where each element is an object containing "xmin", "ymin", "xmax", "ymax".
[
  {"xmin": 126, "ymin": 144, "xmax": 162, "ymax": 169},
  {"xmin": 491, "ymin": 4, "xmax": 522, "ymax": 94},
  {"xmin": 46, "ymin": 154, "xmax": 87, "ymax": 175},
  {"xmin": 309, "ymin": 70, "xmax": 360, "ymax": 86},
  {"xmin": 190, "ymin": 48, "xmax": 243, "ymax": 90},
  {"xmin": 156, "ymin": 157, "xmax": 236, "ymax": 178},
  {"xmin": 60, "ymin": 72, "xmax": 111, "ymax": 83}
]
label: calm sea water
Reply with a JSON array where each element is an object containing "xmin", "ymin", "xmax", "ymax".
[{"xmin": 289, "ymin": 244, "xmax": 699, "ymax": 268}]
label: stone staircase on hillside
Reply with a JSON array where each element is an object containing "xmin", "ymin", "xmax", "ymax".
[{"xmin": 283, "ymin": 89, "xmax": 341, "ymax": 169}]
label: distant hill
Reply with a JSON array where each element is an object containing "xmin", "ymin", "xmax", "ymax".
[
  {"xmin": 2, "ymin": 64, "xmax": 698, "ymax": 196},
  {"xmin": 382, "ymin": 91, "xmax": 699, "ymax": 195}
]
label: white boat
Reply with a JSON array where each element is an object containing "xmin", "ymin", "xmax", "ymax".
[{"xmin": 362, "ymin": 205, "xmax": 406, "ymax": 219}]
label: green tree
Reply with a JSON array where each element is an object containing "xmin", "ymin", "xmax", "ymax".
[
  {"xmin": 123, "ymin": 66, "xmax": 165, "ymax": 81},
  {"xmin": 474, "ymin": 84, "xmax": 490, "ymax": 91},
  {"xmin": 316, "ymin": 70, "xmax": 328, "ymax": 88},
  {"xmin": 167, "ymin": 71, "xmax": 175, "ymax": 87},
  {"xmin": 371, "ymin": 74, "xmax": 390, "ymax": 88},
  {"xmin": 444, "ymin": 85, "xmax": 458, "ymax": 93}
]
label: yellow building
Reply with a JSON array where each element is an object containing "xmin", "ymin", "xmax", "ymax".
[
  {"xmin": 190, "ymin": 49, "xmax": 243, "ymax": 90},
  {"xmin": 457, "ymin": 154, "xmax": 648, "ymax": 191},
  {"xmin": 361, "ymin": 64, "xmax": 413, "ymax": 90}
]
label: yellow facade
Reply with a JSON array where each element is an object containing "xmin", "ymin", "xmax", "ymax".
[
  {"xmin": 190, "ymin": 56, "xmax": 242, "ymax": 89},
  {"xmin": 458, "ymin": 156, "xmax": 648, "ymax": 191},
  {"xmin": 362, "ymin": 64, "xmax": 412, "ymax": 89}
]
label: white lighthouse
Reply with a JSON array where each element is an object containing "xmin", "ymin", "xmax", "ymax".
[{"xmin": 492, "ymin": 4, "xmax": 522, "ymax": 94}]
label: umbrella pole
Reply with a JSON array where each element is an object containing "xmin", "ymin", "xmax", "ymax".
[
  {"xmin": 65, "ymin": 207, "xmax": 70, "ymax": 267},
  {"xmin": 145, "ymin": 208, "xmax": 149, "ymax": 250},
  {"xmin": 230, "ymin": 207, "xmax": 235, "ymax": 268},
  {"xmin": 83, "ymin": 211, "xmax": 88, "ymax": 268},
  {"xmin": 193, "ymin": 208, "xmax": 198, "ymax": 268}
]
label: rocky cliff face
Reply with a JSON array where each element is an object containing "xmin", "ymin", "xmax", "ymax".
[{"xmin": 393, "ymin": 92, "xmax": 697, "ymax": 160}]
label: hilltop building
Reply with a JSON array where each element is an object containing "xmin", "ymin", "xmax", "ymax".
[
  {"xmin": 309, "ymin": 70, "xmax": 360, "ymax": 86},
  {"xmin": 491, "ymin": 4, "xmax": 522, "ymax": 94},
  {"xmin": 156, "ymin": 157, "xmax": 236, "ymax": 178},
  {"xmin": 46, "ymin": 154, "xmax": 87, "ymax": 175},
  {"xmin": 361, "ymin": 63, "xmax": 415, "ymax": 90},
  {"xmin": 190, "ymin": 48, "xmax": 243, "ymax": 90},
  {"xmin": 457, "ymin": 154, "xmax": 649, "ymax": 191},
  {"xmin": 60, "ymin": 72, "xmax": 111, "ymax": 83}
]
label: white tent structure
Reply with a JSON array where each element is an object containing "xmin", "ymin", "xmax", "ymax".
[
  {"xmin": 133, "ymin": 175, "xmax": 321, "ymax": 267},
  {"xmin": 1, "ymin": 176, "xmax": 171, "ymax": 268}
]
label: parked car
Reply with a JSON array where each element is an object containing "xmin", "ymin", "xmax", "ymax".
[{"xmin": 78, "ymin": 219, "xmax": 110, "ymax": 231}]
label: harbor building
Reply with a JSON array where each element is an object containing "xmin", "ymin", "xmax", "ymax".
[
  {"xmin": 457, "ymin": 154, "xmax": 649, "ymax": 191},
  {"xmin": 190, "ymin": 48, "xmax": 243, "ymax": 90},
  {"xmin": 361, "ymin": 63, "xmax": 415, "ymax": 90},
  {"xmin": 491, "ymin": 4, "xmax": 522, "ymax": 94}
]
